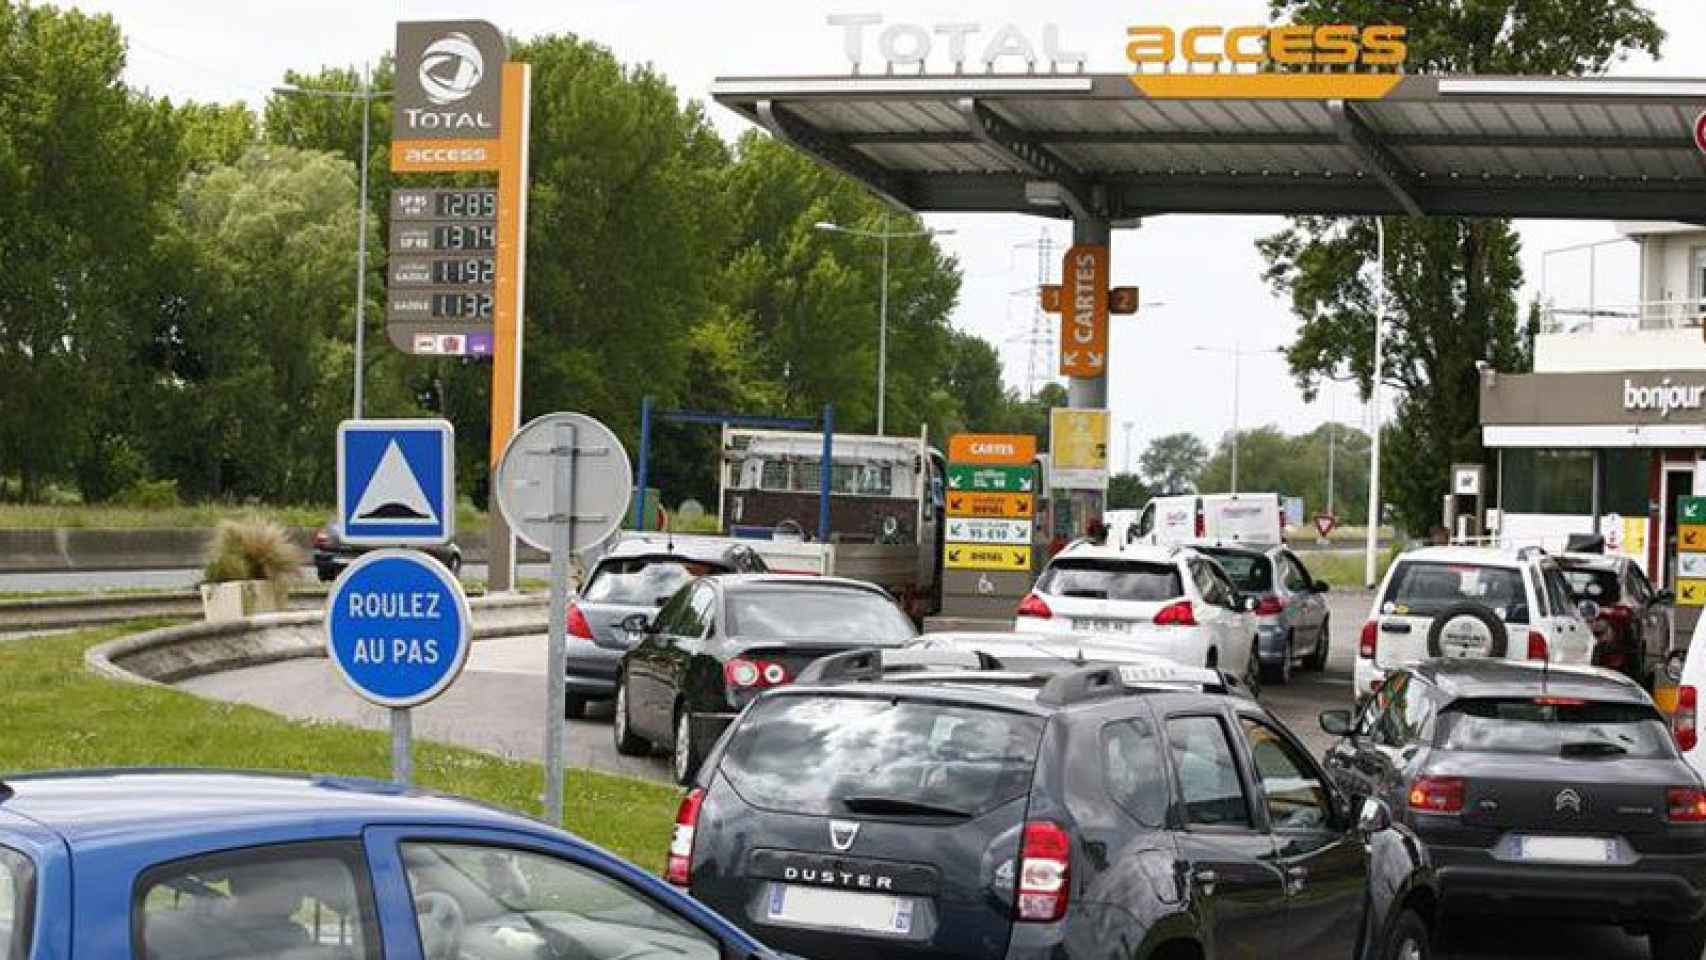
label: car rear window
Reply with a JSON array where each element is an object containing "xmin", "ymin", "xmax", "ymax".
[
  {"xmin": 1036, "ymin": 559, "xmax": 1184, "ymax": 602},
  {"xmin": 581, "ymin": 557, "xmax": 724, "ymax": 606},
  {"xmin": 0, "ymin": 846, "xmax": 33, "ymax": 960},
  {"xmin": 726, "ymin": 588, "xmax": 916, "ymax": 642},
  {"xmin": 1437, "ymin": 698, "xmax": 1676, "ymax": 759},
  {"xmin": 1382, "ymin": 561, "xmax": 1530, "ymax": 625},
  {"xmin": 720, "ymin": 695, "xmax": 1046, "ymax": 818},
  {"xmin": 1560, "ymin": 566, "xmax": 1622, "ymax": 604},
  {"xmin": 1196, "ymin": 550, "xmax": 1273, "ymax": 593}
]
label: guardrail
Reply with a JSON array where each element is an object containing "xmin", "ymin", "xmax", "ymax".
[
  {"xmin": 0, "ymin": 589, "xmax": 329, "ymax": 632},
  {"xmin": 85, "ymin": 593, "xmax": 549, "ymax": 687}
]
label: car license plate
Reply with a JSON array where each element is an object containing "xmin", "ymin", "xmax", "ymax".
[
  {"xmin": 1073, "ymin": 618, "xmax": 1130, "ymax": 633},
  {"xmin": 1517, "ymin": 835, "xmax": 1614, "ymax": 864},
  {"xmin": 766, "ymin": 884, "xmax": 915, "ymax": 935}
]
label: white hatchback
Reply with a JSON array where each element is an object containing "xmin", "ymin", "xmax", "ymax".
[
  {"xmin": 1014, "ymin": 541, "xmax": 1262, "ymax": 694},
  {"xmin": 1354, "ymin": 546, "xmax": 1597, "ymax": 703}
]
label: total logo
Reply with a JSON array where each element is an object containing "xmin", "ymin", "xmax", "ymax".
[{"xmin": 420, "ymin": 32, "xmax": 485, "ymax": 105}]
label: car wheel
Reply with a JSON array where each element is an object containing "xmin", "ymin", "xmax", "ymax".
[
  {"xmin": 672, "ymin": 706, "xmax": 703, "ymax": 786},
  {"xmin": 1264, "ymin": 633, "xmax": 1294, "ymax": 686},
  {"xmin": 1310, "ymin": 617, "xmax": 1331, "ymax": 671},
  {"xmin": 1244, "ymin": 643, "xmax": 1262, "ymax": 700},
  {"xmin": 1382, "ymin": 909, "xmax": 1430, "ymax": 960},
  {"xmin": 564, "ymin": 694, "xmax": 587, "ymax": 721},
  {"xmin": 1649, "ymin": 922, "xmax": 1706, "ymax": 960},
  {"xmin": 611, "ymin": 678, "xmax": 649, "ymax": 756}
]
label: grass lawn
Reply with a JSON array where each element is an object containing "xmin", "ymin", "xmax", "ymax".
[
  {"xmin": 1307, "ymin": 545, "xmax": 1403, "ymax": 590},
  {"xmin": 0, "ymin": 621, "xmax": 678, "ymax": 870}
]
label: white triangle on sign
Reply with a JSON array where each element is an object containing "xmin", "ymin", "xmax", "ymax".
[{"xmin": 352, "ymin": 440, "xmax": 439, "ymax": 525}]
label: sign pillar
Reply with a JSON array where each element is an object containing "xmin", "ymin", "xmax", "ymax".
[
  {"xmin": 489, "ymin": 62, "xmax": 532, "ymax": 592},
  {"xmin": 542, "ymin": 418, "xmax": 576, "ymax": 823},
  {"xmin": 1066, "ymin": 218, "xmax": 1110, "ymax": 538}
]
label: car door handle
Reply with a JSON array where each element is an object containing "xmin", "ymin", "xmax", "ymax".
[{"xmin": 1192, "ymin": 869, "xmax": 1218, "ymax": 895}]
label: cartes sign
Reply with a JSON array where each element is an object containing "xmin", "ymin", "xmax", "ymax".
[
  {"xmin": 948, "ymin": 433, "xmax": 1037, "ymax": 466},
  {"xmin": 1059, "ymin": 244, "xmax": 1109, "ymax": 378}
]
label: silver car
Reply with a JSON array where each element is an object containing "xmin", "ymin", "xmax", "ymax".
[
  {"xmin": 564, "ymin": 537, "xmax": 767, "ymax": 718},
  {"xmin": 1194, "ymin": 543, "xmax": 1331, "ymax": 685}
]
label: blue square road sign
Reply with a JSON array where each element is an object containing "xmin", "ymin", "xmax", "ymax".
[{"xmin": 337, "ymin": 419, "xmax": 455, "ymax": 546}]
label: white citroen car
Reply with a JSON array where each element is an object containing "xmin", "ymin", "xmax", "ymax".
[
  {"xmin": 1014, "ymin": 541, "xmax": 1262, "ymax": 694},
  {"xmin": 1354, "ymin": 545, "xmax": 1597, "ymax": 704}
]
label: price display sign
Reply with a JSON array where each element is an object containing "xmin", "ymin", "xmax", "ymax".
[{"xmin": 387, "ymin": 189, "xmax": 499, "ymax": 357}]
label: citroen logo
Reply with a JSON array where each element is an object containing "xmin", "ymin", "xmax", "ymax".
[
  {"xmin": 1555, "ymin": 788, "xmax": 1583, "ymax": 814},
  {"xmin": 829, "ymin": 819, "xmax": 860, "ymax": 851}
]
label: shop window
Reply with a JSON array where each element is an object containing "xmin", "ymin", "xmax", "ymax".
[
  {"xmin": 1501, "ymin": 449, "xmax": 1649, "ymax": 517},
  {"xmin": 1602, "ymin": 449, "xmax": 1652, "ymax": 516}
]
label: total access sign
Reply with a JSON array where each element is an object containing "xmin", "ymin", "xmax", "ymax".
[
  {"xmin": 391, "ymin": 20, "xmax": 506, "ymax": 170},
  {"xmin": 1125, "ymin": 23, "xmax": 1409, "ymax": 99}
]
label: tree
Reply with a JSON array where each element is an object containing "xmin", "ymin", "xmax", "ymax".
[
  {"xmin": 1259, "ymin": 0, "xmax": 1663, "ymax": 533},
  {"xmin": 1107, "ymin": 473, "xmax": 1152, "ymax": 510},
  {"xmin": 1140, "ymin": 433, "xmax": 1209, "ymax": 495},
  {"xmin": 1195, "ymin": 422, "xmax": 1374, "ymax": 524}
]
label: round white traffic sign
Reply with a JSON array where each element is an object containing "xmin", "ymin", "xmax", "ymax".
[{"xmin": 494, "ymin": 412, "xmax": 633, "ymax": 554}]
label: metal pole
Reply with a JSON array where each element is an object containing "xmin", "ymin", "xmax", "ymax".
[
  {"xmin": 1326, "ymin": 386, "xmax": 1337, "ymax": 516},
  {"xmin": 543, "ymin": 421, "xmax": 576, "ymax": 824},
  {"xmin": 354, "ymin": 63, "xmax": 371, "ymax": 419},
  {"xmin": 632, "ymin": 397, "xmax": 652, "ymax": 529},
  {"xmin": 818, "ymin": 405, "xmax": 834, "ymax": 542},
  {"xmin": 390, "ymin": 707, "xmax": 411, "ymax": 786},
  {"xmin": 1591, "ymin": 449, "xmax": 1604, "ymax": 538},
  {"xmin": 877, "ymin": 214, "xmax": 889, "ymax": 436},
  {"xmin": 1123, "ymin": 421, "xmax": 1134, "ymax": 475},
  {"xmin": 1231, "ymin": 347, "xmax": 1241, "ymax": 495},
  {"xmin": 1366, "ymin": 218, "xmax": 1387, "ymax": 587}
]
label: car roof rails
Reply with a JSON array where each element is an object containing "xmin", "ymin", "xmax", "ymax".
[
  {"xmin": 1516, "ymin": 545, "xmax": 1549, "ymax": 560},
  {"xmin": 793, "ymin": 647, "xmax": 1002, "ymax": 686},
  {"xmin": 1036, "ymin": 662, "xmax": 1238, "ymax": 706}
]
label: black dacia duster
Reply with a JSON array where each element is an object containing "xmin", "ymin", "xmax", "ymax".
[{"xmin": 668, "ymin": 649, "xmax": 1372, "ymax": 960}]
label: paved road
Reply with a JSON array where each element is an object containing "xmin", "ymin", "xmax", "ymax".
[
  {"xmin": 0, "ymin": 562, "xmax": 551, "ymax": 594},
  {"xmin": 179, "ymin": 588, "xmax": 1650, "ymax": 958}
]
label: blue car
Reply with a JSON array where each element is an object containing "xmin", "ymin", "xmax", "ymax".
[{"xmin": 0, "ymin": 768, "xmax": 780, "ymax": 960}]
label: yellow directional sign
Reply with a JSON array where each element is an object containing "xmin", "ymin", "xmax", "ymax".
[
  {"xmin": 1682, "ymin": 524, "xmax": 1706, "ymax": 552},
  {"xmin": 945, "ymin": 543, "xmax": 1033, "ymax": 572},
  {"xmin": 1679, "ymin": 578, "xmax": 1706, "ymax": 608},
  {"xmin": 947, "ymin": 491, "xmax": 1034, "ymax": 519}
]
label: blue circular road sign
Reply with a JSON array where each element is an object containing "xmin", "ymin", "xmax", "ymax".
[{"xmin": 324, "ymin": 549, "xmax": 472, "ymax": 708}]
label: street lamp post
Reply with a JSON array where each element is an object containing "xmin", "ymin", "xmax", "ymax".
[
  {"xmin": 275, "ymin": 64, "xmax": 390, "ymax": 419},
  {"xmin": 1366, "ymin": 218, "xmax": 1388, "ymax": 587},
  {"xmin": 1193, "ymin": 344, "xmax": 1283, "ymax": 495},
  {"xmin": 815, "ymin": 217, "xmax": 954, "ymax": 435}
]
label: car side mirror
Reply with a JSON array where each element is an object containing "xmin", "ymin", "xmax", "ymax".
[
  {"xmin": 620, "ymin": 613, "xmax": 652, "ymax": 644},
  {"xmin": 1314, "ymin": 580, "xmax": 1331, "ymax": 594},
  {"xmin": 1357, "ymin": 797, "xmax": 1392, "ymax": 836},
  {"xmin": 1656, "ymin": 589, "xmax": 1676, "ymax": 606},
  {"xmin": 1577, "ymin": 599, "xmax": 1602, "ymax": 622},
  {"xmin": 1319, "ymin": 709, "xmax": 1354, "ymax": 737}
]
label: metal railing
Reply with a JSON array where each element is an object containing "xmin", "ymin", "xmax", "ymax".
[{"xmin": 1540, "ymin": 299, "xmax": 1706, "ymax": 335}]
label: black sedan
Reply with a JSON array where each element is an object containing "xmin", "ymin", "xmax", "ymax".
[
  {"xmin": 1320, "ymin": 660, "xmax": 1706, "ymax": 960},
  {"xmin": 313, "ymin": 521, "xmax": 462, "ymax": 582},
  {"xmin": 612, "ymin": 575, "xmax": 919, "ymax": 784}
]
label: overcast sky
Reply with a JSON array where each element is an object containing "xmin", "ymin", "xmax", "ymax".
[{"xmin": 84, "ymin": 0, "xmax": 1706, "ymax": 469}]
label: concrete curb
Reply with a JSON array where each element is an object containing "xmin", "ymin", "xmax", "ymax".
[
  {"xmin": 0, "ymin": 589, "xmax": 328, "ymax": 632},
  {"xmin": 0, "ymin": 526, "xmax": 545, "ymax": 573},
  {"xmin": 86, "ymin": 593, "xmax": 549, "ymax": 688}
]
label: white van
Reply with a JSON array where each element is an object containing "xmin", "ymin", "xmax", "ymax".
[{"xmin": 1127, "ymin": 493, "xmax": 1283, "ymax": 547}]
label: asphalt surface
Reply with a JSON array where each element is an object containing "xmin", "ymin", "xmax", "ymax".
[
  {"xmin": 177, "ymin": 588, "xmax": 1656, "ymax": 959},
  {"xmin": 0, "ymin": 562, "xmax": 551, "ymax": 593}
]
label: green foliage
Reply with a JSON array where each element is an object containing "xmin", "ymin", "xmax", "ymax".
[
  {"xmin": 202, "ymin": 517, "xmax": 304, "ymax": 586},
  {"xmin": 116, "ymin": 478, "xmax": 180, "ymax": 510},
  {"xmin": 75, "ymin": 435, "xmax": 148, "ymax": 504},
  {"xmin": 1107, "ymin": 473, "xmax": 1153, "ymax": 510},
  {"xmin": 1198, "ymin": 422, "xmax": 1373, "ymax": 524},
  {"xmin": 1258, "ymin": 0, "xmax": 1662, "ymax": 535},
  {"xmin": 1140, "ymin": 433, "xmax": 1210, "ymax": 495}
]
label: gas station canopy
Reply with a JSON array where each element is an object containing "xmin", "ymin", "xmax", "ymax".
[{"xmin": 710, "ymin": 74, "xmax": 1706, "ymax": 222}]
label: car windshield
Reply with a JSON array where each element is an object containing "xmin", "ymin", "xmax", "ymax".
[
  {"xmin": 1382, "ymin": 561, "xmax": 1530, "ymax": 624},
  {"xmin": 1196, "ymin": 550, "xmax": 1273, "ymax": 593},
  {"xmin": 1035, "ymin": 559, "xmax": 1184, "ymax": 602},
  {"xmin": 1560, "ymin": 565, "xmax": 1622, "ymax": 604},
  {"xmin": 1437, "ymin": 697, "xmax": 1675, "ymax": 758},
  {"xmin": 580, "ymin": 557, "xmax": 722, "ymax": 606},
  {"xmin": 720, "ymin": 694, "xmax": 1045, "ymax": 817},
  {"xmin": 0, "ymin": 847, "xmax": 32, "ymax": 960},
  {"xmin": 725, "ymin": 588, "xmax": 916, "ymax": 641}
]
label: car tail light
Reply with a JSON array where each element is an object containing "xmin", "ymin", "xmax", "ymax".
[
  {"xmin": 1668, "ymin": 787, "xmax": 1706, "ymax": 822},
  {"xmin": 313, "ymin": 529, "xmax": 331, "ymax": 549},
  {"xmin": 1194, "ymin": 507, "xmax": 1205, "ymax": 539},
  {"xmin": 1358, "ymin": 621, "xmax": 1377, "ymax": 659},
  {"xmin": 1253, "ymin": 594, "xmax": 1284, "ymax": 616},
  {"xmin": 1526, "ymin": 631, "xmax": 1549, "ymax": 661},
  {"xmin": 1674, "ymin": 686, "xmax": 1698, "ymax": 752},
  {"xmin": 1154, "ymin": 600, "xmax": 1196, "ymax": 626},
  {"xmin": 1408, "ymin": 776, "xmax": 1466, "ymax": 814},
  {"xmin": 1017, "ymin": 593, "xmax": 1053, "ymax": 619},
  {"xmin": 723, "ymin": 658, "xmax": 789, "ymax": 689},
  {"xmin": 1015, "ymin": 820, "xmax": 1070, "ymax": 922},
  {"xmin": 567, "ymin": 605, "xmax": 593, "ymax": 640},
  {"xmin": 665, "ymin": 788, "xmax": 705, "ymax": 886}
]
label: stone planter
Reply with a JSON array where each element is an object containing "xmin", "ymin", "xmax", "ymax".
[{"xmin": 200, "ymin": 580, "xmax": 291, "ymax": 622}]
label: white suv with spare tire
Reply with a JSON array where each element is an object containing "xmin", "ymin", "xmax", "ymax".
[{"xmin": 1354, "ymin": 545, "xmax": 1597, "ymax": 704}]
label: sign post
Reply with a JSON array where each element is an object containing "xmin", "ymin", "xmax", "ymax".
[
  {"xmin": 390, "ymin": 20, "xmax": 531, "ymax": 592},
  {"xmin": 325, "ymin": 550, "xmax": 472, "ymax": 786},
  {"xmin": 494, "ymin": 413, "xmax": 632, "ymax": 824}
]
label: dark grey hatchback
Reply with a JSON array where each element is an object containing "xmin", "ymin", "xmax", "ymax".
[
  {"xmin": 673, "ymin": 651, "xmax": 1370, "ymax": 960},
  {"xmin": 1321, "ymin": 660, "xmax": 1706, "ymax": 960}
]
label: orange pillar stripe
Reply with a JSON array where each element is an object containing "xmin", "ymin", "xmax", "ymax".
[{"xmin": 490, "ymin": 62, "xmax": 530, "ymax": 471}]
